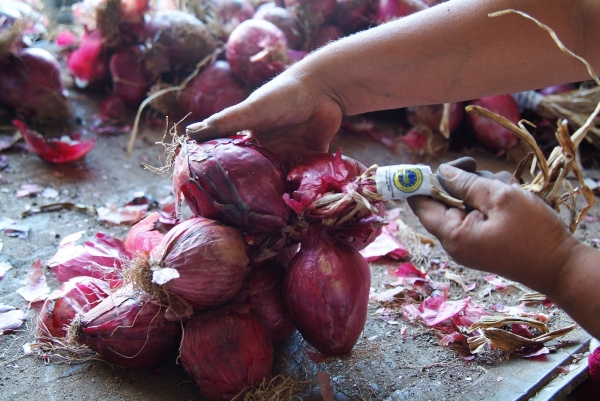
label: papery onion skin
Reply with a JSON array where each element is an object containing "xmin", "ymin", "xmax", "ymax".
[
  {"xmin": 181, "ymin": 310, "xmax": 273, "ymax": 401},
  {"xmin": 284, "ymin": 227, "xmax": 371, "ymax": 355},
  {"xmin": 467, "ymin": 95, "xmax": 520, "ymax": 153},
  {"xmin": 67, "ymin": 29, "xmax": 111, "ymax": 89},
  {"xmin": 47, "ymin": 232, "xmax": 130, "ymax": 286},
  {"xmin": 407, "ymin": 102, "xmax": 464, "ymax": 135},
  {"xmin": 237, "ymin": 261, "xmax": 296, "ymax": 343},
  {"xmin": 154, "ymin": 217, "xmax": 250, "ymax": 310},
  {"xmin": 173, "ymin": 137, "xmax": 290, "ymax": 235},
  {"xmin": 81, "ymin": 290, "xmax": 182, "ymax": 369},
  {"xmin": 226, "ymin": 19, "xmax": 288, "ymax": 87},
  {"xmin": 0, "ymin": 47, "xmax": 69, "ymax": 127},
  {"xmin": 178, "ymin": 60, "xmax": 249, "ymax": 122},
  {"xmin": 38, "ymin": 277, "xmax": 111, "ymax": 339}
]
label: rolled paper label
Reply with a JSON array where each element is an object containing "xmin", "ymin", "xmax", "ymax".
[{"xmin": 375, "ymin": 165, "xmax": 433, "ymax": 200}]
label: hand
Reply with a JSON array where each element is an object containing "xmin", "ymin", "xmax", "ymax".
[
  {"xmin": 407, "ymin": 158, "xmax": 581, "ymax": 295},
  {"xmin": 185, "ymin": 69, "xmax": 344, "ymax": 167}
]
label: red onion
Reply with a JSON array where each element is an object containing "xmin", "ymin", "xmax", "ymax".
[
  {"xmin": 148, "ymin": 217, "xmax": 250, "ymax": 310},
  {"xmin": 254, "ymin": 5, "xmax": 304, "ymax": 50},
  {"xmin": 173, "ymin": 137, "xmax": 290, "ymax": 235},
  {"xmin": 67, "ymin": 29, "xmax": 110, "ymax": 89},
  {"xmin": 284, "ymin": 0, "xmax": 337, "ymax": 25},
  {"xmin": 96, "ymin": 94, "xmax": 134, "ymax": 122},
  {"xmin": 226, "ymin": 19, "xmax": 288, "ymax": 87},
  {"xmin": 0, "ymin": 47, "xmax": 69, "ymax": 127},
  {"xmin": 400, "ymin": 128, "xmax": 428, "ymax": 151},
  {"xmin": 284, "ymin": 225, "xmax": 370, "ymax": 355},
  {"xmin": 336, "ymin": 0, "xmax": 378, "ymax": 34},
  {"xmin": 177, "ymin": 60, "xmax": 249, "ymax": 122},
  {"xmin": 467, "ymin": 95, "xmax": 520, "ymax": 153},
  {"xmin": 181, "ymin": 309, "xmax": 273, "ymax": 401},
  {"xmin": 13, "ymin": 120, "xmax": 97, "ymax": 163},
  {"xmin": 144, "ymin": 10, "xmax": 218, "ymax": 78},
  {"xmin": 46, "ymin": 231, "xmax": 130, "ymax": 286},
  {"xmin": 38, "ymin": 277, "xmax": 110, "ymax": 338},
  {"xmin": 310, "ymin": 24, "xmax": 344, "ymax": 50},
  {"xmin": 109, "ymin": 45, "xmax": 155, "ymax": 109},
  {"xmin": 80, "ymin": 287, "xmax": 182, "ymax": 368},
  {"xmin": 236, "ymin": 261, "xmax": 296, "ymax": 343},
  {"xmin": 377, "ymin": 0, "xmax": 428, "ymax": 23}
]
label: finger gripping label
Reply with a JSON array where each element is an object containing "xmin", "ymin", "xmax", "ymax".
[{"xmin": 375, "ymin": 165, "xmax": 433, "ymax": 200}]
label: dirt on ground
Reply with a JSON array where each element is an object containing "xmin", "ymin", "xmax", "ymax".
[{"xmin": 0, "ymin": 81, "xmax": 597, "ymax": 401}]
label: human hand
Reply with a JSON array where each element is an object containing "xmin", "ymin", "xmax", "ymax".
[
  {"xmin": 407, "ymin": 158, "xmax": 581, "ymax": 295},
  {"xmin": 185, "ymin": 68, "xmax": 344, "ymax": 168}
]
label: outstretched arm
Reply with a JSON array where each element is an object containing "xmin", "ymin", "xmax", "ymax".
[
  {"xmin": 408, "ymin": 162, "xmax": 600, "ymax": 339},
  {"xmin": 187, "ymin": 0, "xmax": 600, "ymax": 164}
]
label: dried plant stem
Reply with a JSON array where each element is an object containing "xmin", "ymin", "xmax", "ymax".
[{"xmin": 439, "ymin": 103, "xmax": 452, "ymax": 139}]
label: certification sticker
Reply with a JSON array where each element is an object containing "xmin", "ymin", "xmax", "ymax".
[{"xmin": 375, "ymin": 165, "xmax": 433, "ymax": 200}]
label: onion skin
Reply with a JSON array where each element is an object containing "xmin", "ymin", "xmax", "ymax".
[
  {"xmin": 81, "ymin": 289, "xmax": 182, "ymax": 369},
  {"xmin": 226, "ymin": 19, "xmax": 288, "ymax": 87},
  {"xmin": 67, "ymin": 29, "xmax": 111, "ymax": 89},
  {"xmin": 173, "ymin": 137, "xmax": 290, "ymax": 235},
  {"xmin": 407, "ymin": 102, "xmax": 464, "ymax": 135},
  {"xmin": 237, "ymin": 261, "xmax": 296, "ymax": 343},
  {"xmin": 47, "ymin": 232, "xmax": 130, "ymax": 286},
  {"xmin": 284, "ymin": 227, "xmax": 371, "ymax": 355},
  {"xmin": 467, "ymin": 95, "xmax": 520, "ymax": 153},
  {"xmin": 152, "ymin": 217, "xmax": 250, "ymax": 310},
  {"xmin": 38, "ymin": 277, "xmax": 111, "ymax": 339},
  {"xmin": 178, "ymin": 60, "xmax": 249, "ymax": 122},
  {"xmin": 0, "ymin": 47, "xmax": 69, "ymax": 127},
  {"xmin": 181, "ymin": 310, "xmax": 273, "ymax": 401},
  {"xmin": 211, "ymin": 0, "xmax": 256, "ymax": 40},
  {"xmin": 253, "ymin": 6, "xmax": 304, "ymax": 50}
]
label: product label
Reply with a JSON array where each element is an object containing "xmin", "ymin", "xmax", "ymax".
[{"xmin": 375, "ymin": 165, "xmax": 433, "ymax": 200}]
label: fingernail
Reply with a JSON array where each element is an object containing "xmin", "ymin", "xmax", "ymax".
[
  {"xmin": 186, "ymin": 122, "xmax": 205, "ymax": 133},
  {"xmin": 439, "ymin": 164, "xmax": 458, "ymax": 178}
]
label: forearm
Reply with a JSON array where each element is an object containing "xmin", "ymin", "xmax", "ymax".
[
  {"xmin": 547, "ymin": 242, "xmax": 600, "ymax": 339},
  {"xmin": 292, "ymin": 0, "xmax": 599, "ymax": 114}
]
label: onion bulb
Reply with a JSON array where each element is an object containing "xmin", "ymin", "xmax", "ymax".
[
  {"xmin": 181, "ymin": 309, "xmax": 273, "ymax": 401},
  {"xmin": 284, "ymin": 225, "xmax": 370, "ymax": 355},
  {"xmin": 173, "ymin": 137, "xmax": 290, "ymax": 235},
  {"xmin": 253, "ymin": 5, "xmax": 304, "ymax": 49},
  {"xmin": 467, "ymin": 95, "xmax": 520, "ymax": 153}
]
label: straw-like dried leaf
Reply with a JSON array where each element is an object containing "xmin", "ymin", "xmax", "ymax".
[{"xmin": 469, "ymin": 315, "xmax": 549, "ymax": 333}]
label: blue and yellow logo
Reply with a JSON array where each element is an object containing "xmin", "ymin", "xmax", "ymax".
[{"xmin": 393, "ymin": 167, "xmax": 423, "ymax": 193}]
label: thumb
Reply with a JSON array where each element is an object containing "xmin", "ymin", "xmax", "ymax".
[
  {"xmin": 437, "ymin": 164, "xmax": 498, "ymax": 213},
  {"xmin": 186, "ymin": 102, "xmax": 255, "ymax": 142}
]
